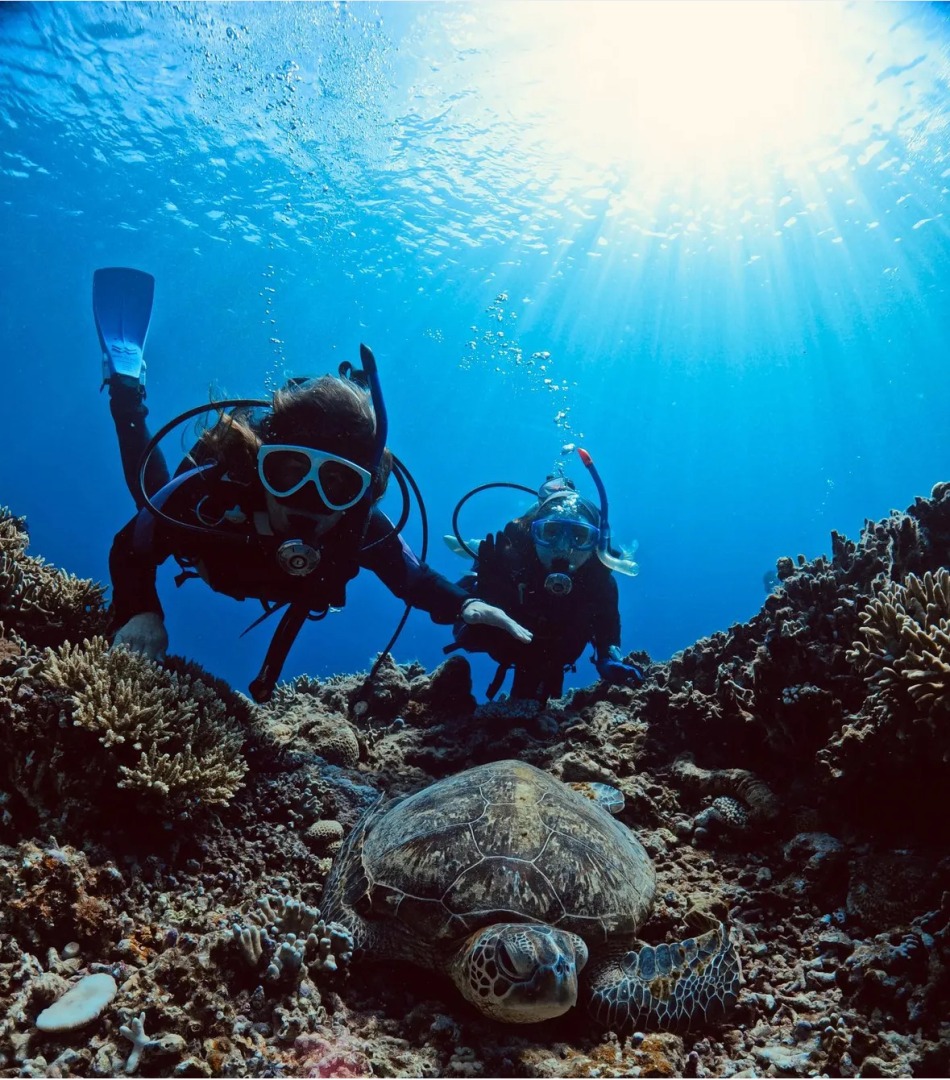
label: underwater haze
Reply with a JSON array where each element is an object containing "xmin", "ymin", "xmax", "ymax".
[{"xmin": 2, "ymin": 0, "xmax": 950, "ymax": 699}]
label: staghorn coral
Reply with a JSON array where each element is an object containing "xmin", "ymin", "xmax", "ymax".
[
  {"xmin": 0, "ymin": 506, "xmax": 110, "ymax": 649},
  {"xmin": 41, "ymin": 638, "xmax": 252, "ymax": 809},
  {"xmin": 848, "ymin": 568, "xmax": 950, "ymax": 719},
  {"xmin": 2, "ymin": 637, "xmax": 255, "ymax": 833}
]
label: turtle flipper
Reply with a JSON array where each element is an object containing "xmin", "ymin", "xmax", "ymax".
[{"xmin": 587, "ymin": 921, "xmax": 739, "ymax": 1031}]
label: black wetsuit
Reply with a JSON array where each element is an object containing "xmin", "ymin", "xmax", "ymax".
[
  {"xmin": 109, "ymin": 481, "xmax": 465, "ymax": 630},
  {"xmin": 453, "ymin": 522, "xmax": 620, "ymax": 702},
  {"xmin": 108, "ymin": 386, "xmax": 466, "ymax": 640}
]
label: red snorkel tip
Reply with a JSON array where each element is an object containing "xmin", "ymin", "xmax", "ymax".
[{"xmin": 576, "ymin": 447, "xmax": 593, "ymax": 467}]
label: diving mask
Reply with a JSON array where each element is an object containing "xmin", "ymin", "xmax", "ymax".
[
  {"xmin": 258, "ymin": 444, "xmax": 372, "ymax": 511},
  {"xmin": 531, "ymin": 517, "xmax": 600, "ymax": 552}
]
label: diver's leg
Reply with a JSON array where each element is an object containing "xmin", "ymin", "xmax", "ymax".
[
  {"xmin": 94, "ymin": 267, "xmax": 169, "ymax": 507},
  {"xmin": 543, "ymin": 665, "xmax": 567, "ymax": 703},
  {"xmin": 511, "ymin": 663, "xmax": 544, "ymax": 701},
  {"xmin": 109, "ymin": 383, "xmax": 169, "ymax": 508}
]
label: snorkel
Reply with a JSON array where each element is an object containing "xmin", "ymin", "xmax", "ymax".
[
  {"xmin": 361, "ymin": 343, "xmax": 388, "ymax": 469},
  {"xmin": 339, "ymin": 343, "xmax": 387, "ymax": 471},
  {"xmin": 575, "ymin": 447, "xmax": 638, "ymax": 578}
]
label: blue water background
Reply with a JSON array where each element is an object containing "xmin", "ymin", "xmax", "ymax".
[{"xmin": 1, "ymin": 2, "xmax": 949, "ymax": 699}]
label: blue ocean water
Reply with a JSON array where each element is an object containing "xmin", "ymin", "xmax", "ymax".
[{"xmin": 1, "ymin": 1, "xmax": 948, "ymax": 700}]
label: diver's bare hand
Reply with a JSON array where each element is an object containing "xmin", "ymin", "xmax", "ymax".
[
  {"xmin": 113, "ymin": 612, "xmax": 168, "ymax": 662},
  {"xmin": 461, "ymin": 599, "xmax": 533, "ymax": 643}
]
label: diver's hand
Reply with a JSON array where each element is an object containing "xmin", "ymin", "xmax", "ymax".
[
  {"xmin": 113, "ymin": 612, "xmax": 168, "ymax": 662},
  {"xmin": 461, "ymin": 599, "xmax": 533, "ymax": 644},
  {"xmin": 594, "ymin": 648, "xmax": 644, "ymax": 687}
]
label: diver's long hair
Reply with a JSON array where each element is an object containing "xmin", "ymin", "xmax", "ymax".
[{"xmin": 195, "ymin": 375, "xmax": 393, "ymax": 499}]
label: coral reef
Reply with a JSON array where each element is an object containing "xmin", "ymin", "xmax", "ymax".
[
  {"xmin": 1, "ymin": 637, "xmax": 256, "ymax": 839},
  {"xmin": 0, "ymin": 507, "xmax": 110, "ymax": 649},
  {"xmin": 231, "ymin": 893, "xmax": 353, "ymax": 983},
  {"xmin": 1, "ymin": 486, "xmax": 949, "ymax": 1077},
  {"xmin": 639, "ymin": 481, "xmax": 950, "ymax": 843},
  {"xmin": 848, "ymin": 567, "xmax": 950, "ymax": 715}
]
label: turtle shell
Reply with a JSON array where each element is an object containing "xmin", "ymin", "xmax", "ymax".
[{"xmin": 355, "ymin": 759, "xmax": 656, "ymax": 950}]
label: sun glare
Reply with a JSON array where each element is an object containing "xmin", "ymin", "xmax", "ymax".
[{"xmin": 480, "ymin": 1, "xmax": 928, "ymax": 189}]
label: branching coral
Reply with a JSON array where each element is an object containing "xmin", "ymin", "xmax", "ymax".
[
  {"xmin": 3, "ymin": 637, "xmax": 254, "ymax": 828},
  {"xmin": 0, "ymin": 506, "xmax": 110, "ymax": 648},
  {"xmin": 813, "ymin": 569, "xmax": 950, "ymax": 837},
  {"xmin": 45, "ymin": 638, "xmax": 252, "ymax": 807},
  {"xmin": 847, "ymin": 568, "xmax": 950, "ymax": 718}
]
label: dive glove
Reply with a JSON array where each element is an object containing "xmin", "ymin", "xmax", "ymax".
[
  {"xmin": 594, "ymin": 647, "xmax": 644, "ymax": 687},
  {"xmin": 475, "ymin": 531, "xmax": 512, "ymax": 600}
]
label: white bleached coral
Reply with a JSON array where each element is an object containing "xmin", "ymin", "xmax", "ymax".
[{"xmin": 34, "ymin": 973, "xmax": 117, "ymax": 1032}]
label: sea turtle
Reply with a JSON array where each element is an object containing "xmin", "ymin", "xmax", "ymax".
[{"xmin": 321, "ymin": 759, "xmax": 740, "ymax": 1029}]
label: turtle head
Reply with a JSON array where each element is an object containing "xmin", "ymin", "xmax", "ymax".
[{"xmin": 448, "ymin": 922, "xmax": 589, "ymax": 1023}]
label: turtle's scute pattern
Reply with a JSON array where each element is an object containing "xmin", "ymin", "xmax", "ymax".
[
  {"xmin": 323, "ymin": 760, "xmax": 738, "ymax": 1031},
  {"xmin": 355, "ymin": 761, "xmax": 655, "ymax": 948}
]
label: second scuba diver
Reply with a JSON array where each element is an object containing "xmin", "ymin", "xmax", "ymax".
[
  {"xmin": 95, "ymin": 266, "xmax": 531, "ymax": 702},
  {"xmin": 446, "ymin": 463, "xmax": 644, "ymax": 703}
]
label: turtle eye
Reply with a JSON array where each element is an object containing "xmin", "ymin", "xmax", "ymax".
[{"xmin": 495, "ymin": 940, "xmax": 524, "ymax": 979}]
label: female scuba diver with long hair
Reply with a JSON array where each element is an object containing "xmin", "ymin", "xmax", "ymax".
[
  {"xmin": 95, "ymin": 266, "xmax": 531, "ymax": 702},
  {"xmin": 446, "ymin": 462, "xmax": 643, "ymax": 704}
]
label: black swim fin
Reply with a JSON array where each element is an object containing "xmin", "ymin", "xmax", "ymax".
[{"xmin": 93, "ymin": 267, "xmax": 155, "ymax": 390}]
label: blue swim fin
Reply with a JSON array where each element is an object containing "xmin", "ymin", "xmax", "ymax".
[{"xmin": 93, "ymin": 267, "xmax": 155, "ymax": 390}]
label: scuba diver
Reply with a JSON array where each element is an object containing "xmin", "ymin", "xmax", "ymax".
[
  {"xmin": 94, "ymin": 266, "xmax": 531, "ymax": 703},
  {"xmin": 445, "ymin": 461, "xmax": 645, "ymax": 703}
]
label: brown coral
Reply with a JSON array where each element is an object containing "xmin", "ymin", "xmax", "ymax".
[
  {"xmin": 260, "ymin": 695, "xmax": 361, "ymax": 766},
  {"xmin": 0, "ymin": 839, "xmax": 124, "ymax": 950},
  {"xmin": 848, "ymin": 568, "xmax": 950, "ymax": 718},
  {"xmin": 0, "ymin": 505, "xmax": 110, "ymax": 648},
  {"xmin": 1, "ymin": 636, "xmax": 254, "ymax": 833}
]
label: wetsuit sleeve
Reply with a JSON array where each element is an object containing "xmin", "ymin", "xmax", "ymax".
[
  {"xmin": 360, "ymin": 509, "xmax": 468, "ymax": 624},
  {"xmin": 109, "ymin": 512, "xmax": 169, "ymax": 626},
  {"xmin": 590, "ymin": 571, "xmax": 621, "ymax": 658}
]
